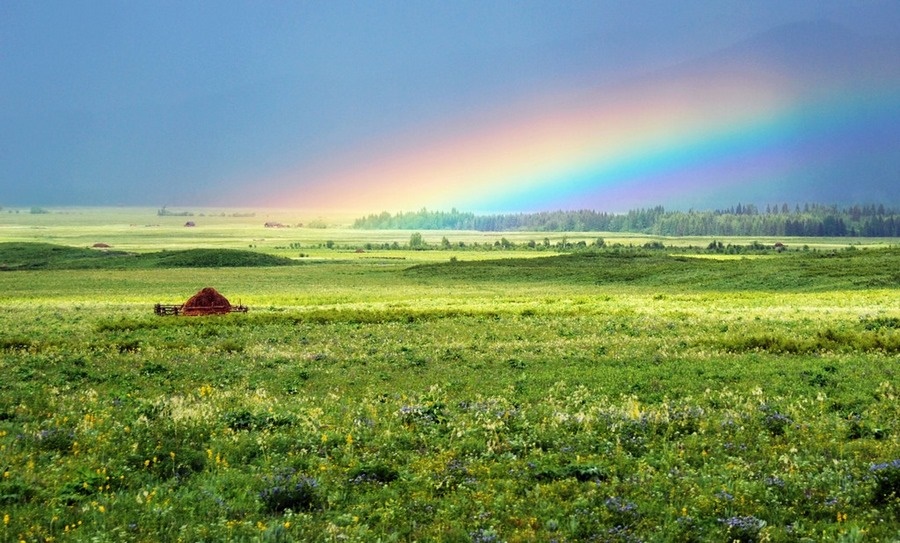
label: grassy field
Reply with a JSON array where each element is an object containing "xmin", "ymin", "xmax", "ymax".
[
  {"xmin": 1, "ymin": 208, "xmax": 899, "ymax": 542},
  {"xmin": 2, "ymin": 207, "xmax": 896, "ymax": 259}
]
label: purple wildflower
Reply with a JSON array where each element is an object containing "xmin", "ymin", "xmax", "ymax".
[{"xmin": 718, "ymin": 516, "xmax": 765, "ymax": 543}]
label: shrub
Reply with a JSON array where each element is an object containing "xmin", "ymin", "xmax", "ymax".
[
  {"xmin": 218, "ymin": 339, "xmax": 244, "ymax": 353},
  {"xmin": 348, "ymin": 463, "xmax": 399, "ymax": 484},
  {"xmin": 532, "ymin": 463, "xmax": 607, "ymax": 483},
  {"xmin": 222, "ymin": 410, "xmax": 292, "ymax": 432},
  {"xmin": 469, "ymin": 528, "xmax": 501, "ymax": 543},
  {"xmin": 861, "ymin": 316, "xmax": 900, "ymax": 331},
  {"xmin": 604, "ymin": 496, "xmax": 639, "ymax": 525},
  {"xmin": 222, "ymin": 410, "xmax": 258, "ymax": 431},
  {"xmin": 0, "ymin": 479, "xmax": 35, "ymax": 505},
  {"xmin": 760, "ymin": 405, "xmax": 792, "ymax": 436},
  {"xmin": 718, "ymin": 515, "xmax": 765, "ymax": 543},
  {"xmin": 259, "ymin": 471, "xmax": 322, "ymax": 513},
  {"xmin": 0, "ymin": 336, "xmax": 34, "ymax": 351},
  {"xmin": 870, "ymin": 459, "xmax": 900, "ymax": 504},
  {"xmin": 35, "ymin": 426, "xmax": 76, "ymax": 453},
  {"xmin": 117, "ymin": 339, "xmax": 142, "ymax": 353}
]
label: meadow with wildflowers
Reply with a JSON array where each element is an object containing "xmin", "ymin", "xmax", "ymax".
[{"xmin": 0, "ymin": 210, "xmax": 899, "ymax": 542}]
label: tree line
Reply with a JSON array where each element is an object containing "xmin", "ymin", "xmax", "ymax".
[{"xmin": 353, "ymin": 204, "xmax": 900, "ymax": 237}]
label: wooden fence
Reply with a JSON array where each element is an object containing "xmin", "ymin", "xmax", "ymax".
[{"xmin": 154, "ymin": 303, "xmax": 248, "ymax": 316}]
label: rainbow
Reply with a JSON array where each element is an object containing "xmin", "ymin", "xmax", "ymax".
[{"xmin": 252, "ymin": 67, "xmax": 900, "ymax": 213}]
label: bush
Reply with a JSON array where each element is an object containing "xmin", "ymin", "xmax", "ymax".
[
  {"xmin": 348, "ymin": 463, "xmax": 399, "ymax": 484},
  {"xmin": 0, "ymin": 479, "xmax": 36, "ymax": 505},
  {"xmin": 718, "ymin": 516, "xmax": 765, "ymax": 543},
  {"xmin": 760, "ymin": 405, "xmax": 792, "ymax": 436},
  {"xmin": 0, "ymin": 336, "xmax": 32, "ymax": 351},
  {"xmin": 870, "ymin": 459, "xmax": 900, "ymax": 504},
  {"xmin": 259, "ymin": 471, "xmax": 322, "ymax": 513},
  {"xmin": 532, "ymin": 463, "xmax": 607, "ymax": 483},
  {"xmin": 35, "ymin": 426, "xmax": 76, "ymax": 453}
]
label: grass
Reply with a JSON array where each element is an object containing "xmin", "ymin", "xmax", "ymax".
[
  {"xmin": 2, "ymin": 207, "xmax": 896, "ymax": 260},
  {"xmin": 0, "ymin": 210, "xmax": 899, "ymax": 541},
  {"xmin": 0, "ymin": 243, "xmax": 298, "ymax": 271},
  {"xmin": 408, "ymin": 248, "xmax": 900, "ymax": 291}
]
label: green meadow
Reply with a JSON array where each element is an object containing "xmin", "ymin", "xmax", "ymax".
[{"xmin": 1, "ymin": 208, "xmax": 899, "ymax": 542}]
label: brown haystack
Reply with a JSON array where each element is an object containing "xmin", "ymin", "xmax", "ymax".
[{"xmin": 181, "ymin": 287, "xmax": 232, "ymax": 316}]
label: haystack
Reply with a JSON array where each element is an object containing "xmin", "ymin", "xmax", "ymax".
[{"xmin": 181, "ymin": 287, "xmax": 232, "ymax": 316}]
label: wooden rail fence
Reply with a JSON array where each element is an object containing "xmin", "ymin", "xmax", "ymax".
[{"xmin": 154, "ymin": 303, "xmax": 248, "ymax": 316}]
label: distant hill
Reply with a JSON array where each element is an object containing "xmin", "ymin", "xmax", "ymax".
[
  {"xmin": 405, "ymin": 248, "xmax": 900, "ymax": 292},
  {"xmin": 0, "ymin": 243, "xmax": 297, "ymax": 270}
]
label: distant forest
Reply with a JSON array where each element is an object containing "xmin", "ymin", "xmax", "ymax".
[{"xmin": 353, "ymin": 204, "xmax": 900, "ymax": 237}]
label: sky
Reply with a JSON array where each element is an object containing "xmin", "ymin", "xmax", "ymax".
[{"xmin": 2, "ymin": 1, "xmax": 899, "ymax": 213}]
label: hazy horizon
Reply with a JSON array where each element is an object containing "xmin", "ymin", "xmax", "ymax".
[{"xmin": 3, "ymin": 1, "xmax": 899, "ymax": 213}]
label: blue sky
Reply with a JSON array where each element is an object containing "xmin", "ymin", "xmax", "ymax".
[{"xmin": 2, "ymin": 1, "xmax": 899, "ymax": 209}]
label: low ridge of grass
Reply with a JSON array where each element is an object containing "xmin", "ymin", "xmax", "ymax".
[
  {"xmin": 147, "ymin": 248, "xmax": 296, "ymax": 268},
  {"xmin": 0, "ymin": 242, "xmax": 125, "ymax": 270},
  {"xmin": 406, "ymin": 248, "xmax": 900, "ymax": 291},
  {"xmin": 0, "ymin": 242, "xmax": 297, "ymax": 270}
]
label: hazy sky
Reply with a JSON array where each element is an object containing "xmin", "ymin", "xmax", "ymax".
[{"xmin": 2, "ymin": 1, "xmax": 899, "ymax": 211}]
